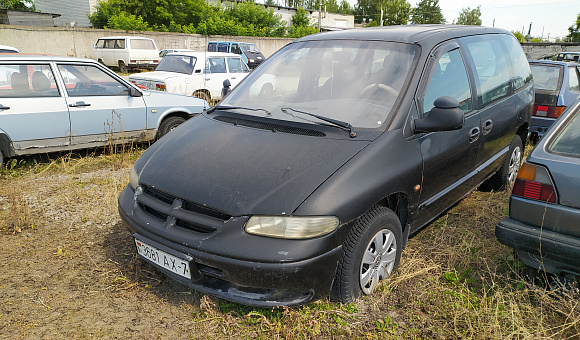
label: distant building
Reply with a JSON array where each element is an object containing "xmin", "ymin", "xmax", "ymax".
[
  {"xmin": 0, "ymin": 9, "xmax": 60, "ymax": 27},
  {"xmin": 34, "ymin": 0, "xmax": 98, "ymax": 27},
  {"xmin": 213, "ymin": 0, "xmax": 355, "ymax": 31}
]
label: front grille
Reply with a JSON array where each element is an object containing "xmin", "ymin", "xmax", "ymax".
[
  {"xmin": 139, "ymin": 185, "xmax": 231, "ymax": 234},
  {"xmin": 214, "ymin": 115, "xmax": 326, "ymax": 137}
]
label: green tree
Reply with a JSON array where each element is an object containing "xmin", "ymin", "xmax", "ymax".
[
  {"xmin": 378, "ymin": 0, "xmax": 411, "ymax": 26},
  {"xmin": 411, "ymin": 0, "xmax": 444, "ymax": 24},
  {"xmin": 455, "ymin": 6, "xmax": 481, "ymax": 26},
  {"xmin": 567, "ymin": 12, "xmax": 580, "ymax": 42},
  {"xmin": 105, "ymin": 11, "xmax": 151, "ymax": 31},
  {"xmin": 289, "ymin": 7, "xmax": 318, "ymax": 37},
  {"xmin": 0, "ymin": 0, "xmax": 35, "ymax": 11}
]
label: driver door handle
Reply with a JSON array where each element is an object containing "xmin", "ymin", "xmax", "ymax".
[
  {"xmin": 0, "ymin": 104, "xmax": 10, "ymax": 110},
  {"xmin": 469, "ymin": 126, "xmax": 480, "ymax": 143},
  {"xmin": 482, "ymin": 119, "xmax": 493, "ymax": 135},
  {"xmin": 69, "ymin": 101, "xmax": 91, "ymax": 108}
]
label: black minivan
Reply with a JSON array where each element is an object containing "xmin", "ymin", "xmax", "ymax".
[{"xmin": 119, "ymin": 25, "xmax": 533, "ymax": 307}]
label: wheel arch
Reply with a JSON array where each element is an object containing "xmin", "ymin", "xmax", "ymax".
[
  {"xmin": 0, "ymin": 132, "xmax": 15, "ymax": 158},
  {"xmin": 374, "ymin": 192, "xmax": 411, "ymax": 248},
  {"xmin": 155, "ymin": 110, "xmax": 196, "ymax": 138}
]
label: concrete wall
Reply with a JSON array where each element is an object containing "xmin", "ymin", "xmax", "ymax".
[
  {"xmin": 0, "ymin": 24, "xmax": 295, "ymax": 59},
  {"xmin": 521, "ymin": 42, "xmax": 580, "ymax": 59}
]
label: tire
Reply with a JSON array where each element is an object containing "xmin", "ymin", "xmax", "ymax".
[
  {"xmin": 0, "ymin": 149, "xmax": 4, "ymax": 170},
  {"xmin": 157, "ymin": 116, "xmax": 186, "ymax": 139},
  {"xmin": 118, "ymin": 61, "xmax": 128, "ymax": 74},
  {"xmin": 480, "ymin": 135, "xmax": 523, "ymax": 191},
  {"xmin": 98, "ymin": 59, "xmax": 105, "ymax": 65},
  {"xmin": 331, "ymin": 206, "xmax": 402, "ymax": 303}
]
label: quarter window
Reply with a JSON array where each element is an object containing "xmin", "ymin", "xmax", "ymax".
[
  {"xmin": 57, "ymin": 64, "xmax": 129, "ymax": 97},
  {"xmin": 549, "ymin": 109, "xmax": 580, "ymax": 157},
  {"xmin": 0, "ymin": 64, "xmax": 59, "ymax": 98},
  {"xmin": 569, "ymin": 67, "xmax": 580, "ymax": 92},
  {"xmin": 423, "ymin": 49, "xmax": 472, "ymax": 115}
]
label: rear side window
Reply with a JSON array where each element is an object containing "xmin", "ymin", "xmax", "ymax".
[
  {"xmin": 462, "ymin": 35, "xmax": 512, "ymax": 106},
  {"xmin": 423, "ymin": 49, "xmax": 472, "ymax": 115},
  {"xmin": 130, "ymin": 39, "xmax": 155, "ymax": 50},
  {"xmin": 548, "ymin": 108, "xmax": 580, "ymax": 157},
  {"xmin": 205, "ymin": 58, "xmax": 227, "ymax": 74},
  {"xmin": 531, "ymin": 64, "xmax": 562, "ymax": 91},
  {"xmin": 569, "ymin": 67, "xmax": 580, "ymax": 92},
  {"xmin": 501, "ymin": 34, "xmax": 532, "ymax": 91},
  {"xmin": 217, "ymin": 43, "xmax": 229, "ymax": 53},
  {"xmin": 0, "ymin": 64, "xmax": 59, "ymax": 98}
]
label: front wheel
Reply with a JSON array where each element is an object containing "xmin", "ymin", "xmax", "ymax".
[
  {"xmin": 331, "ymin": 206, "xmax": 402, "ymax": 303},
  {"xmin": 157, "ymin": 116, "xmax": 186, "ymax": 139}
]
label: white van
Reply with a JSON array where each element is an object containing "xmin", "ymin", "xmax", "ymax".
[{"xmin": 93, "ymin": 36, "xmax": 159, "ymax": 73}]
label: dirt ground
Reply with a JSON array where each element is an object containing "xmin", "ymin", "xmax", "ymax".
[{"xmin": 0, "ymin": 166, "xmax": 214, "ymax": 339}]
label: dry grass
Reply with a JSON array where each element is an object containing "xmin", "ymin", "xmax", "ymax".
[{"xmin": 0, "ymin": 147, "xmax": 578, "ymax": 339}]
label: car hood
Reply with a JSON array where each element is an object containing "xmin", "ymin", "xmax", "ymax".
[
  {"xmin": 135, "ymin": 115, "xmax": 371, "ymax": 216},
  {"xmin": 129, "ymin": 71, "xmax": 188, "ymax": 82},
  {"xmin": 141, "ymin": 90, "xmax": 207, "ymax": 110}
]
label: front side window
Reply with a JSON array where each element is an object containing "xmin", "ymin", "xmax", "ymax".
[
  {"xmin": 423, "ymin": 49, "xmax": 472, "ymax": 115},
  {"xmin": 205, "ymin": 58, "xmax": 227, "ymax": 74},
  {"xmin": 95, "ymin": 39, "xmax": 105, "ymax": 48},
  {"xmin": 462, "ymin": 35, "xmax": 512, "ymax": 106},
  {"xmin": 155, "ymin": 55, "xmax": 196, "ymax": 74},
  {"xmin": 0, "ymin": 64, "xmax": 59, "ymax": 98},
  {"xmin": 221, "ymin": 40, "xmax": 418, "ymax": 128},
  {"xmin": 57, "ymin": 64, "xmax": 129, "ymax": 97},
  {"xmin": 548, "ymin": 108, "xmax": 580, "ymax": 157},
  {"xmin": 208, "ymin": 43, "xmax": 217, "ymax": 52},
  {"xmin": 531, "ymin": 64, "xmax": 562, "ymax": 91},
  {"xmin": 231, "ymin": 44, "xmax": 242, "ymax": 55},
  {"xmin": 226, "ymin": 57, "xmax": 248, "ymax": 73}
]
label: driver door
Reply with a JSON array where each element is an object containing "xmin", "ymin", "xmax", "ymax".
[{"xmin": 414, "ymin": 42, "xmax": 482, "ymax": 227}]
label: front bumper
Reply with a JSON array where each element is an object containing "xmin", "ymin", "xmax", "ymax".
[
  {"xmin": 496, "ymin": 217, "xmax": 580, "ymax": 276},
  {"xmin": 118, "ymin": 184, "xmax": 344, "ymax": 307}
]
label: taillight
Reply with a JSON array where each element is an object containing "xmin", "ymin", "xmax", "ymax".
[
  {"xmin": 155, "ymin": 83, "xmax": 166, "ymax": 91},
  {"xmin": 130, "ymin": 60, "xmax": 136, "ymax": 63},
  {"xmin": 512, "ymin": 162, "xmax": 556, "ymax": 203},
  {"xmin": 533, "ymin": 105, "xmax": 566, "ymax": 118},
  {"xmin": 136, "ymin": 84, "xmax": 146, "ymax": 90}
]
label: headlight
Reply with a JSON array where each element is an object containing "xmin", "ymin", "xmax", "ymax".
[
  {"xmin": 245, "ymin": 216, "xmax": 339, "ymax": 239},
  {"xmin": 129, "ymin": 166, "xmax": 140, "ymax": 189}
]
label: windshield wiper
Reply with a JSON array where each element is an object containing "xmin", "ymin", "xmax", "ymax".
[
  {"xmin": 281, "ymin": 107, "xmax": 356, "ymax": 138},
  {"xmin": 206, "ymin": 105, "xmax": 271, "ymax": 115}
]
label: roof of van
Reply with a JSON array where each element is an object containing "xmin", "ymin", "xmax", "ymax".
[
  {"xmin": 294, "ymin": 25, "xmax": 510, "ymax": 46},
  {"xmin": 97, "ymin": 36, "xmax": 155, "ymax": 40},
  {"xmin": 165, "ymin": 51, "xmax": 244, "ymax": 58}
]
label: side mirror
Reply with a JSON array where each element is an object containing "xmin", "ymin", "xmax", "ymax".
[
  {"xmin": 129, "ymin": 86, "xmax": 143, "ymax": 97},
  {"xmin": 413, "ymin": 96, "xmax": 464, "ymax": 133},
  {"xmin": 221, "ymin": 79, "xmax": 232, "ymax": 98}
]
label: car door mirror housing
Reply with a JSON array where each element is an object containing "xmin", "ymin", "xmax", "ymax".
[
  {"xmin": 413, "ymin": 96, "xmax": 464, "ymax": 133},
  {"xmin": 130, "ymin": 86, "xmax": 143, "ymax": 97}
]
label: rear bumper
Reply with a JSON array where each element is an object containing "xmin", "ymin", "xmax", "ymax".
[
  {"xmin": 529, "ymin": 116, "xmax": 556, "ymax": 138},
  {"xmin": 496, "ymin": 217, "xmax": 580, "ymax": 275}
]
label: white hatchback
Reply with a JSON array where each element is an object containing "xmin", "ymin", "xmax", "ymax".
[{"xmin": 128, "ymin": 52, "xmax": 250, "ymax": 102}]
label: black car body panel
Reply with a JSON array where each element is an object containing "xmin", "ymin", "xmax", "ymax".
[{"xmin": 119, "ymin": 25, "xmax": 533, "ymax": 306}]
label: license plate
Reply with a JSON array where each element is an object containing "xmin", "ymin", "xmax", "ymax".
[
  {"xmin": 134, "ymin": 238, "xmax": 192, "ymax": 280},
  {"xmin": 536, "ymin": 110, "xmax": 547, "ymax": 117}
]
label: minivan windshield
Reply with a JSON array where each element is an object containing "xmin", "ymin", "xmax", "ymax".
[
  {"xmin": 240, "ymin": 43, "xmax": 260, "ymax": 53},
  {"xmin": 220, "ymin": 40, "xmax": 417, "ymax": 128},
  {"xmin": 155, "ymin": 55, "xmax": 197, "ymax": 74}
]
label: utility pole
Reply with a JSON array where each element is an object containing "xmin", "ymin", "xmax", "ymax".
[
  {"xmin": 318, "ymin": 0, "xmax": 322, "ymax": 32},
  {"xmin": 526, "ymin": 22, "xmax": 532, "ymax": 42}
]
